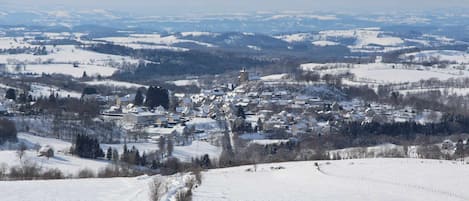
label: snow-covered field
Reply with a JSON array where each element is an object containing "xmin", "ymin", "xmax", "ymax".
[
  {"xmin": 319, "ymin": 28, "xmax": 404, "ymax": 49},
  {"xmin": 167, "ymin": 79, "xmax": 200, "ymax": 86},
  {"xmin": 0, "ymin": 175, "xmax": 153, "ymax": 201},
  {"xmin": 405, "ymin": 50, "xmax": 469, "ymax": 64},
  {"xmin": 102, "ymin": 140, "xmax": 222, "ymax": 162},
  {"xmin": 0, "ymin": 45, "xmax": 138, "ymax": 66},
  {"xmin": 0, "ymin": 133, "xmax": 110, "ymax": 175},
  {"xmin": 84, "ymin": 80, "xmax": 146, "ymax": 89},
  {"xmin": 7, "ymin": 63, "xmax": 118, "ymax": 78},
  {"xmin": 260, "ymin": 73, "xmax": 289, "ymax": 81},
  {"xmin": 96, "ymin": 33, "xmax": 214, "ymax": 51},
  {"xmin": 1, "ymin": 157, "xmax": 468, "ymax": 201},
  {"xmin": 350, "ymin": 64, "xmax": 468, "ymax": 83},
  {"xmin": 302, "ymin": 62, "xmax": 469, "ymax": 84},
  {"xmin": 399, "ymin": 87, "xmax": 469, "ymax": 96},
  {"xmin": 4, "ymin": 133, "xmax": 221, "ymax": 165},
  {"xmin": 0, "ymin": 172, "xmax": 196, "ymax": 201},
  {"xmin": 0, "ymin": 37, "xmax": 34, "ymax": 49},
  {"xmin": 194, "ymin": 158, "xmax": 469, "ymax": 201},
  {"xmin": 29, "ymin": 83, "xmax": 82, "ymax": 98}
]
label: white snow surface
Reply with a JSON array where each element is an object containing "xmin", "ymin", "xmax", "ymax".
[
  {"xmin": 84, "ymin": 80, "xmax": 146, "ymax": 89},
  {"xmin": 0, "ymin": 176, "xmax": 153, "ymax": 201},
  {"xmin": 0, "ymin": 133, "xmax": 110, "ymax": 175},
  {"xmin": 8, "ymin": 63, "xmax": 118, "ymax": 78},
  {"xmin": 97, "ymin": 33, "xmax": 215, "ymax": 50},
  {"xmin": 0, "ymin": 45, "xmax": 138, "ymax": 66},
  {"xmin": 405, "ymin": 50, "xmax": 469, "ymax": 64},
  {"xmin": 194, "ymin": 158, "xmax": 469, "ymax": 201},
  {"xmin": 260, "ymin": 73, "xmax": 289, "ymax": 81},
  {"xmin": 301, "ymin": 62, "xmax": 469, "ymax": 84},
  {"xmin": 312, "ymin": 40, "xmax": 340, "ymax": 46},
  {"xmin": 319, "ymin": 28, "xmax": 404, "ymax": 48},
  {"xmin": 29, "ymin": 84, "xmax": 81, "ymax": 98},
  {"xmin": 102, "ymin": 140, "xmax": 221, "ymax": 162},
  {"xmin": 168, "ymin": 79, "xmax": 199, "ymax": 86}
]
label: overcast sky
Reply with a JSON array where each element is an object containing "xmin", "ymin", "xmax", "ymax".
[{"xmin": 4, "ymin": 0, "xmax": 469, "ymax": 15}]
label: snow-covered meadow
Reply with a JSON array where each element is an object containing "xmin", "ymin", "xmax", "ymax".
[
  {"xmin": 301, "ymin": 62, "xmax": 469, "ymax": 84},
  {"xmin": 0, "ymin": 133, "xmax": 221, "ymax": 174},
  {"xmin": 1, "ymin": 158, "xmax": 467, "ymax": 201},
  {"xmin": 194, "ymin": 158, "xmax": 469, "ymax": 201}
]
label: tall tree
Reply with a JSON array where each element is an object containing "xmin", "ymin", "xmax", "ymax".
[
  {"xmin": 106, "ymin": 147, "xmax": 113, "ymax": 160},
  {"xmin": 0, "ymin": 118, "xmax": 17, "ymax": 144},
  {"xmin": 144, "ymin": 86, "xmax": 169, "ymax": 109},
  {"xmin": 236, "ymin": 106, "xmax": 246, "ymax": 119},
  {"xmin": 134, "ymin": 89, "xmax": 144, "ymax": 106},
  {"xmin": 5, "ymin": 88, "xmax": 16, "ymax": 100},
  {"xmin": 167, "ymin": 138, "xmax": 174, "ymax": 156},
  {"xmin": 158, "ymin": 136, "xmax": 166, "ymax": 157}
]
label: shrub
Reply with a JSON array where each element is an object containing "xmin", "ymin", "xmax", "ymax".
[
  {"xmin": 42, "ymin": 168, "xmax": 64, "ymax": 179},
  {"xmin": 175, "ymin": 188, "xmax": 192, "ymax": 201},
  {"xmin": 77, "ymin": 168, "xmax": 96, "ymax": 178},
  {"xmin": 149, "ymin": 178, "xmax": 162, "ymax": 201}
]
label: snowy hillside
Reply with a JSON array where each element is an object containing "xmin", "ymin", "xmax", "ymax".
[
  {"xmin": 193, "ymin": 158, "xmax": 469, "ymax": 201},
  {"xmin": 0, "ymin": 175, "xmax": 153, "ymax": 201},
  {"xmin": 1, "ymin": 158, "xmax": 467, "ymax": 201},
  {"xmin": 0, "ymin": 133, "xmax": 110, "ymax": 175}
]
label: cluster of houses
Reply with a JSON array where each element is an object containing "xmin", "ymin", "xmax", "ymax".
[{"xmin": 89, "ymin": 68, "xmax": 447, "ymax": 147}]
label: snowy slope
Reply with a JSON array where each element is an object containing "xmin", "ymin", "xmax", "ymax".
[
  {"xmin": 405, "ymin": 50, "xmax": 469, "ymax": 64},
  {"xmin": 96, "ymin": 33, "xmax": 214, "ymax": 50},
  {"xmin": 301, "ymin": 62, "xmax": 469, "ymax": 84},
  {"xmin": 0, "ymin": 45, "xmax": 138, "ymax": 66},
  {"xmin": 193, "ymin": 158, "xmax": 469, "ymax": 201},
  {"xmin": 8, "ymin": 63, "xmax": 118, "ymax": 78},
  {"xmin": 84, "ymin": 80, "xmax": 146, "ymax": 89},
  {"xmin": 0, "ymin": 133, "xmax": 110, "ymax": 175},
  {"xmin": 350, "ymin": 63, "xmax": 468, "ymax": 83},
  {"xmin": 0, "ymin": 175, "xmax": 153, "ymax": 201}
]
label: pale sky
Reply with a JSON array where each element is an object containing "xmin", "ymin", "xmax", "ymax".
[{"xmin": 4, "ymin": 0, "xmax": 469, "ymax": 15}]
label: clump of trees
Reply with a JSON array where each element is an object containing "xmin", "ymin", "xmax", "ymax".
[
  {"xmin": 1, "ymin": 161, "xmax": 64, "ymax": 181},
  {"xmin": 72, "ymin": 134, "xmax": 104, "ymax": 159},
  {"xmin": 0, "ymin": 118, "xmax": 17, "ymax": 144},
  {"xmin": 145, "ymin": 86, "xmax": 169, "ymax": 109},
  {"xmin": 5, "ymin": 88, "xmax": 16, "ymax": 100}
]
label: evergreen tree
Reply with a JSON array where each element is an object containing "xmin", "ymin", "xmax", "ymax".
[
  {"xmin": 257, "ymin": 118, "xmax": 263, "ymax": 131},
  {"xmin": 151, "ymin": 160, "xmax": 158, "ymax": 169},
  {"xmin": 106, "ymin": 147, "xmax": 112, "ymax": 160},
  {"xmin": 112, "ymin": 149, "xmax": 119, "ymax": 162},
  {"xmin": 0, "ymin": 118, "xmax": 17, "ymax": 144},
  {"xmin": 73, "ymin": 134, "xmax": 104, "ymax": 159},
  {"xmin": 134, "ymin": 89, "xmax": 144, "ymax": 106},
  {"xmin": 141, "ymin": 152, "xmax": 147, "ymax": 166},
  {"xmin": 455, "ymin": 139, "xmax": 465, "ymax": 159},
  {"xmin": 121, "ymin": 144, "xmax": 129, "ymax": 163},
  {"xmin": 5, "ymin": 88, "xmax": 16, "ymax": 100},
  {"xmin": 200, "ymin": 154, "xmax": 212, "ymax": 169},
  {"xmin": 82, "ymin": 87, "xmax": 97, "ymax": 97},
  {"xmin": 82, "ymin": 71, "xmax": 88, "ymax": 78},
  {"xmin": 158, "ymin": 136, "xmax": 166, "ymax": 157},
  {"xmin": 144, "ymin": 86, "xmax": 169, "ymax": 109},
  {"xmin": 167, "ymin": 138, "xmax": 174, "ymax": 156},
  {"xmin": 236, "ymin": 106, "xmax": 246, "ymax": 119}
]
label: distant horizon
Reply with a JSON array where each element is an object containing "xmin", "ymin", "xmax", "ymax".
[{"xmin": 3, "ymin": 0, "xmax": 469, "ymax": 16}]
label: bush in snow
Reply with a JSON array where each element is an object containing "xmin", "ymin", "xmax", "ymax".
[
  {"xmin": 77, "ymin": 168, "xmax": 96, "ymax": 178},
  {"xmin": 149, "ymin": 178, "xmax": 162, "ymax": 201},
  {"xmin": 0, "ymin": 118, "xmax": 17, "ymax": 144}
]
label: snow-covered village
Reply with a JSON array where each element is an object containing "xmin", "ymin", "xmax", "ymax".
[{"xmin": 1, "ymin": 1, "xmax": 469, "ymax": 201}]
